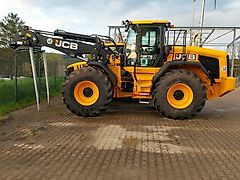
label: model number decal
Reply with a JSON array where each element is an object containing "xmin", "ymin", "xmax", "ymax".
[
  {"xmin": 176, "ymin": 53, "xmax": 196, "ymax": 60},
  {"xmin": 47, "ymin": 38, "xmax": 78, "ymax": 50}
]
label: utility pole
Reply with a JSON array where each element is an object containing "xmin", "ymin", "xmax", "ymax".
[
  {"xmin": 199, "ymin": 0, "xmax": 217, "ymax": 46},
  {"xmin": 190, "ymin": 0, "xmax": 197, "ymax": 46},
  {"xmin": 214, "ymin": 0, "xmax": 217, "ymax": 10},
  {"xmin": 192, "ymin": 0, "xmax": 196, "ymax": 27},
  {"xmin": 199, "ymin": 0, "xmax": 206, "ymax": 46}
]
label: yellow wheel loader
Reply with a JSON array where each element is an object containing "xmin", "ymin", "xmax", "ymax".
[{"xmin": 11, "ymin": 20, "xmax": 236, "ymax": 119}]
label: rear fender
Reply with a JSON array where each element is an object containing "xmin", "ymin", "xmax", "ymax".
[{"xmin": 151, "ymin": 61, "xmax": 215, "ymax": 93}]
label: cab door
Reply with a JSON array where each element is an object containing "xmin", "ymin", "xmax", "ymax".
[{"xmin": 139, "ymin": 28, "xmax": 160, "ymax": 67}]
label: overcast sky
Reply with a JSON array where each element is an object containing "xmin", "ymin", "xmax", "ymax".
[
  {"xmin": 0, "ymin": 0, "xmax": 239, "ymax": 53},
  {"xmin": 0, "ymin": 0, "xmax": 239, "ymax": 35}
]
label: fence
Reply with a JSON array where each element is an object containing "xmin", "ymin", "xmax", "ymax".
[
  {"xmin": 0, "ymin": 48, "xmax": 78, "ymax": 115},
  {"xmin": 234, "ymin": 63, "xmax": 240, "ymax": 86}
]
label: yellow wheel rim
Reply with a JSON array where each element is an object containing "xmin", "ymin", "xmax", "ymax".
[
  {"xmin": 74, "ymin": 81, "xmax": 99, "ymax": 106},
  {"xmin": 167, "ymin": 83, "xmax": 193, "ymax": 109}
]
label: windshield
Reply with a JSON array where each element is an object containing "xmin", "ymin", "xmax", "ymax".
[{"xmin": 125, "ymin": 28, "xmax": 137, "ymax": 65}]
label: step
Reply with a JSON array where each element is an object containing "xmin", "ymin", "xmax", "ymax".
[{"xmin": 139, "ymin": 99, "xmax": 151, "ymax": 104}]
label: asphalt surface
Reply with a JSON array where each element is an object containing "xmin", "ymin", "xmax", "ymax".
[{"xmin": 0, "ymin": 90, "xmax": 240, "ymax": 180}]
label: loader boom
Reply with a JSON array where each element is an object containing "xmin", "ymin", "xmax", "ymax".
[{"xmin": 10, "ymin": 26, "xmax": 114, "ymax": 63}]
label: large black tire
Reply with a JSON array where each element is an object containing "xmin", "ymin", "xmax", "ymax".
[
  {"xmin": 62, "ymin": 66, "xmax": 113, "ymax": 117},
  {"xmin": 153, "ymin": 69, "xmax": 206, "ymax": 120}
]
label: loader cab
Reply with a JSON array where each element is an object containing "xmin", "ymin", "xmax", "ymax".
[{"xmin": 123, "ymin": 20, "xmax": 171, "ymax": 67}]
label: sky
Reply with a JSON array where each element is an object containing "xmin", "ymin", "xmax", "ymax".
[
  {"xmin": 0, "ymin": 0, "xmax": 239, "ymax": 52},
  {"xmin": 0, "ymin": 0, "xmax": 239, "ymax": 35}
]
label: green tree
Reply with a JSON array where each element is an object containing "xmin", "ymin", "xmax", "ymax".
[{"xmin": 0, "ymin": 13, "xmax": 25, "ymax": 48}]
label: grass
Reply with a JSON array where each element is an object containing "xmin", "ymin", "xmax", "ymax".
[{"xmin": 0, "ymin": 77, "xmax": 63, "ymax": 116}]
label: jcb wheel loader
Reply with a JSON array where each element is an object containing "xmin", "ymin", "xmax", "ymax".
[{"xmin": 10, "ymin": 20, "xmax": 236, "ymax": 119}]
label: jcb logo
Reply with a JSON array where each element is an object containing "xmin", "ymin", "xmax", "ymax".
[{"xmin": 47, "ymin": 38, "xmax": 78, "ymax": 50}]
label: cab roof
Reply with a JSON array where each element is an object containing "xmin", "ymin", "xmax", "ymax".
[{"xmin": 131, "ymin": 20, "xmax": 171, "ymax": 25}]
